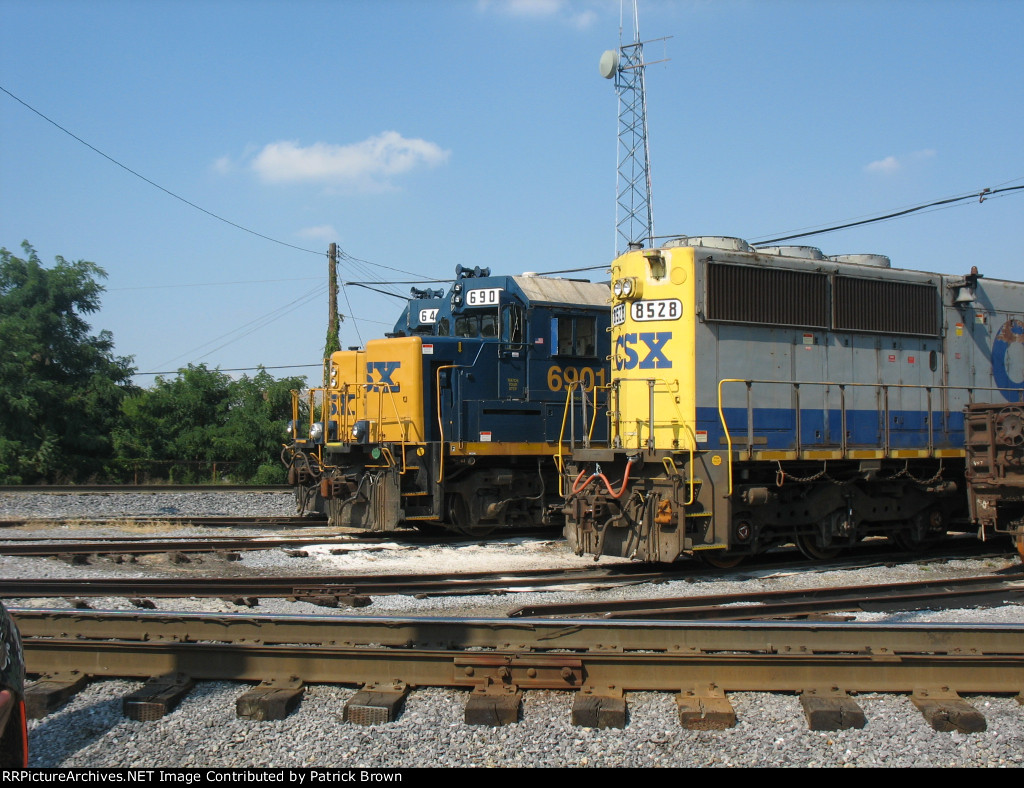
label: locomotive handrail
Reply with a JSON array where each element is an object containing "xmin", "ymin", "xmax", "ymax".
[
  {"xmin": 556, "ymin": 381, "xmax": 612, "ymax": 495},
  {"xmin": 662, "ymin": 452, "xmax": 697, "ymax": 506},
  {"xmin": 434, "ymin": 343, "xmax": 489, "ymax": 485},
  {"xmin": 611, "ymin": 376, "xmax": 680, "ymax": 451},
  {"xmin": 716, "ymin": 378, "xmax": 1014, "ymax": 496},
  {"xmin": 434, "ymin": 364, "xmax": 463, "ymax": 485}
]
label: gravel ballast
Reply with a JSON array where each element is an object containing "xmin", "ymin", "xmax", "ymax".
[{"xmin": 3, "ymin": 491, "xmax": 1023, "ymax": 769}]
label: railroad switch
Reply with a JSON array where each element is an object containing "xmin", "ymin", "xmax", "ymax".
[
  {"xmin": 344, "ymin": 681, "xmax": 409, "ymax": 726},
  {"xmin": 571, "ymin": 685, "xmax": 626, "ymax": 729},
  {"xmin": 24, "ymin": 671, "xmax": 89, "ymax": 719},
  {"xmin": 237, "ymin": 678, "xmax": 305, "ymax": 721},
  {"xmin": 123, "ymin": 672, "xmax": 194, "ymax": 721},
  {"xmin": 911, "ymin": 688, "xmax": 987, "ymax": 733},
  {"xmin": 676, "ymin": 685, "xmax": 736, "ymax": 730},
  {"xmin": 799, "ymin": 688, "xmax": 866, "ymax": 731}
]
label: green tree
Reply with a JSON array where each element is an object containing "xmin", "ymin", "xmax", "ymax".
[
  {"xmin": 112, "ymin": 364, "xmax": 305, "ymax": 483},
  {"xmin": 0, "ymin": 242, "xmax": 137, "ymax": 483}
]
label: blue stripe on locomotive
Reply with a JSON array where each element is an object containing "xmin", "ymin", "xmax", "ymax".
[{"xmin": 696, "ymin": 406, "xmax": 967, "ymax": 450}]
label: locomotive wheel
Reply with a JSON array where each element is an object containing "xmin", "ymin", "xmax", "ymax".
[
  {"xmin": 698, "ymin": 551, "xmax": 744, "ymax": 569},
  {"xmin": 447, "ymin": 495, "xmax": 497, "ymax": 537},
  {"xmin": 891, "ymin": 527, "xmax": 940, "ymax": 552},
  {"xmin": 892, "ymin": 507, "xmax": 945, "ymax": 553},
  {"xmin": 794, "ymin": 532, "xmax": 842, "ymax": 561}
]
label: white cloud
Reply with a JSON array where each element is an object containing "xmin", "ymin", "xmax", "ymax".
[
  {"xmin": 478, "ymin": 0, "xmax": 599, "ymax": 28},
  {"xmin": 211, "ymin": 155, "xmax": 233, "ymax": 175},
  {"xmin": 865, "ymin": 149, "xmax": 937, "ymax": 175},
  {"xmin": 866, "ymin": 155, "xmax": 901, "ymax": 174},
  {"xmin": 478, "ymin": 0, "xmax": 563, "ymax": 16},
  {"xmin": 249, "ymin": 132, "xmax": 450, "ymax": 188},
  {"xmin": 297, "ymin": 225, "xmax": 338, "ymax": 242}
]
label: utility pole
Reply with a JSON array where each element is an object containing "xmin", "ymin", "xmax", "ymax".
[{"xmin": 325, "ymin": 242, "xmax": 341, "ymax": 361}]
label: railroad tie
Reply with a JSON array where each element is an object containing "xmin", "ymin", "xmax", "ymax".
[
  {"xmin": 123, "ymin": 672, "xmax": 194, "ymax": 721},
  {"xmin": 799, "ymin": 688, "xmax": 867, "ymax": 731},
  {"xmin": 24, "ymin": 671, "xmax": 89, "ymax": 719},
  {"xmin": 676, "ymin": 685, "xmax": 736, "ymax": 730},
  {"xmin": 571, "ymin": 685, "xmax": 626, "ymax": 729},
  {"xmin": 343, "ymin": 681, "xmax": 409, "ymax": 726},
  {"xmin": 236, "ymin": 678, "xmax": 305, "ymax": 721},
  {"xmin": 911, "ymin": 688, "xmax": 987, "ymax": 733}
]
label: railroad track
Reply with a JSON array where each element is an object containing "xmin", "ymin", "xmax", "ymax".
[
  {"xmin": 11, "ymin": 608, "xmax": 1024, "ymax": 731},
  {"xmin": 508, "ymin": 571, "xmax": 1024, "ymax": 620},
  {"xmin": 0, "ymin": 484, "xmax": 292, "ymax": 494},
  {"xmin": 0, "ymin": 531, "xmax": 547, "ymax": 557},
  {"xmin": 0, "ymin": 563, "xmax": 682, "ymax": 602},
  {"xmin": 0, "ymin": 515, "xmax": 317, "ymax": 529}
]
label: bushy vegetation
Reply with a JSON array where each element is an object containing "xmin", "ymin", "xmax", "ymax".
[{"xmin": 0, "ymin": 242, "xmax": 305, "ymax": 485}]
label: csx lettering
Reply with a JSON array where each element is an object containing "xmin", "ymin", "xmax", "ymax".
[
  {"xmin": 366, "ymin": 361, "xmax": 401, "ymax": 391},
  {"xmin": 330, "ymin": 391, "xmax": 357, "ymax": 415},
  {"xmin": 614, "ymin": 332, "xmax": 673, "ymax": 370}
]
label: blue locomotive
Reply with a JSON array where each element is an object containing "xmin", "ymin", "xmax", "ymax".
[
  {"xmin": 284, "ymin": 265, "xmax": 610, "ymax": 534},
  {"xmin": 563, "ymin": 236, "xmax": 1024, "ymax": 563}
]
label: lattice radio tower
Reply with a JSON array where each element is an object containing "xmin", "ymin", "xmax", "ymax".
[{"xmin": 600, "ymin": 2, "xmax": 667, "ymax": 254}]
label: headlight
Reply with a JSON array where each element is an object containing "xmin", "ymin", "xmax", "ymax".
[
  {"xmin": 613, "ymin": 279, "xmax": 623, "ymax": 297},
  {"xmin": 309, "ymin": 422, "xmax": 324, "ymax": 442},
  {"xmin": 285, "ymin": 420, "xmax": 297, "ymax": 436},
  {"xmin": 620, "ymin": 278, "xmax": 633, "ymax": 297}
]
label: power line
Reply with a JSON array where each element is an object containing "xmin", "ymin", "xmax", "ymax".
[
  {"xmin": 750, "ymin": 185, "xmax": 1024, "ymax": 246},
  {"xmin": 109, "ymin": 276, "xmax": 321, "ymax": 292},
  {"xmin": 0, "ymin": 84, "xmax": 327, "ymax": 257},
  {"xmin": 132, "ymin": 363, "xmax": 322, "ymax": 377}
]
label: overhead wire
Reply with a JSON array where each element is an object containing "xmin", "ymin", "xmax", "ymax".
[
  {"xmin": 748, "ymin": 185, "xmax": 1024, "ymax": 246},
  {"xmin": 1, "ymin": 83, "xmax": 423, "ymax": 360}
]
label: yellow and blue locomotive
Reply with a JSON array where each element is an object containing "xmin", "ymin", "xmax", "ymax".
[
  {"xmin": 564, "ymin": 237, "xmax": 1024, "ymax": 563},
  {"xmin": 284, "ymin": 265, "xmax": 610, "ymax": 534}
]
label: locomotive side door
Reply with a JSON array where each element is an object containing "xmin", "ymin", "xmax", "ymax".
[{"xmin": 499, "ymin": 303, "xmax": 527, "ymax": 400}]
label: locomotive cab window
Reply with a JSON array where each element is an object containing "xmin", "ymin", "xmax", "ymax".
[
  {"xmin": 553, "ymin": 316, "xmax": 597, "ymax": 357},
  {"xmin": 502, "ymin": 305, "xmax": 525, "ymax": 344},
  {"xmin": 454, "ymin": 315, "xmax": 479, "ymax": 337},
  {"xmin": 480, "ymin": 313, "xmax": 499, "ymax": 338}
]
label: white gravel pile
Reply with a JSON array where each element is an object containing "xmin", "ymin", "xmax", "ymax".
[{"xmin": 3, "ymin": 491, "xmax": 1023, "ymax": 769}]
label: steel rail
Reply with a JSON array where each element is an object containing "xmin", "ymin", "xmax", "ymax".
[
  {"xmin": 0, "ymin": 527, "xmax": 561, "ymax": 554},
  {"xmin": 0, "ymin": 516, "xmax": 314, "ymax": 529},
  {"xmin": 11, "ymin": 609, "xmax": 1024, "ymax": 694},
  {"xmin": 0, "ymin": 534, "xmax": 433, "ymax": 556},
  {"xmin": 0, "ymin": 563, "xmax": 679, "ymax": 599},
  {"xmin": 508, "ymin": 573, "xmax": 1024, "ymax": 620},
  {"xmin": 0, "ymin": 485, "xmax": 292, "ymax": 494}
]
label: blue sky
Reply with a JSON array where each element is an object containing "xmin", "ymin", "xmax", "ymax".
[{"xmin": 2, "ymin": 0, "xmax": 1021, "ymax": 384}]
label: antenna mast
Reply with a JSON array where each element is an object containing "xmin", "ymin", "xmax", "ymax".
[{"xmin": 600, "ymin": 1, "xmax": 666, "ymax": 254}]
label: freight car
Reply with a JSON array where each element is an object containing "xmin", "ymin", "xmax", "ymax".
[
  {"xmin": 283, "ymin": 265, "xmax": 610, "ymax": 534},
  {"xmin": 563, "ymin": 236, "xmax": 1024, "ymax": 564}
]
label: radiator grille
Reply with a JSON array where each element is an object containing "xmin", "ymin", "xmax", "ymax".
[
  {"xmin": 706, "ymin": 264, "xmax": 828, "ymax": 328},
  {"xmin": 705, "ymin": 263, "xmax": 939, "ymax": 336},
  {"xmin": 833, "ymin": 276, "xmax": 939, "ymax": 336}
]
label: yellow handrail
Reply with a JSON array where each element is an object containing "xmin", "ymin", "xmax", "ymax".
[{"xmin": 556, "ymin": 380, "xmax": 611, "ymax": 496}]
